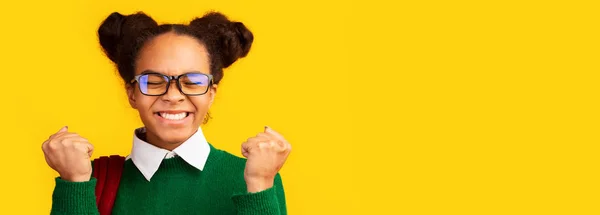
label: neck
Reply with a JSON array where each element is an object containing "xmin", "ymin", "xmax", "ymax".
[{"xmin": 144, "ymin": 130, "xmax": 184, "ymax": 151}]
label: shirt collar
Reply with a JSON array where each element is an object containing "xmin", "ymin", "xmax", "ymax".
[{"xmin": 127, "ymin": 127, "xmax": 211, "ymax": 181}]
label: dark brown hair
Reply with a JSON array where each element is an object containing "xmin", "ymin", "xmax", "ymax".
[{"xmin": 97, "ymin": 11, "xmax": 254, "ymax": 85}]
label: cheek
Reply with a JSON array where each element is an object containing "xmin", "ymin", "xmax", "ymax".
[
  {"xmin": 134, "ymin": 93, "xmax": 158, "ymax": 113},
  {"xmin": 190, "ymin": 96, "xmax": 213, "ymax": 114}
]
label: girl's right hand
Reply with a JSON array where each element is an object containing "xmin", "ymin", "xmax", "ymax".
[{"xmin": 42, "ymin": 126, "xmax": 94, "ymax": 182}]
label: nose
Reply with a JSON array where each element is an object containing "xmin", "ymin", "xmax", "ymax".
[{"xmin": 161, "ymin": 80, "xmax": 185, "ymax": 103}]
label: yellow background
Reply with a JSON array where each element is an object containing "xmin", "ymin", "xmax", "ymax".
[{"xmin": 0, "ymin": 0, "xmax": 598, "ymax": 214}]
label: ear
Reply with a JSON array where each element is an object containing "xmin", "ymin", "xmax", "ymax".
[
  {"xmin": 209, "ymin": 84, "xmax": 218, "ymax": 107},
  {"xmin": 126, "ymin": 84, "xmax": 138, "ymax": 109}
]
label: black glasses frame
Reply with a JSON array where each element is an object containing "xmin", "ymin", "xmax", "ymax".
[{"xmin": 130, "ymin": 72, "xmax": 214, "ymax": 96}]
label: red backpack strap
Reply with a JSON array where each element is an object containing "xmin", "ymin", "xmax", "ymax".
[
  {"xmin": 93, "ymin": 156, "xmax": 109, "ymax": 206},
  {"xmin": 93, "ymin": 155, "xmax": 126, "ymax": 215}
]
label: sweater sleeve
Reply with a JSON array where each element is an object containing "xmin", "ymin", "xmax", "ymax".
[
  {"xmin": 231, "ymin": 173, "xmax": 288, "ymax": 215},
  {"xmin": 50, "ymin": 177, "xmax": 99, "ymax": 215},
  {"xmin": 50, "ymin": 160, "xmax": 99, "ymax": 215}
]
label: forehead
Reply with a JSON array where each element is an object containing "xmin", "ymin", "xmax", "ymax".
[{"xmin": 135, "ymin": 32, "xmax": 210, "ymax": 76}]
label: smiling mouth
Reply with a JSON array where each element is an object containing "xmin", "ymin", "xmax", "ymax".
[{"xmin": 156, "ymin": 112, "xmax": 191, "ymax": 120}]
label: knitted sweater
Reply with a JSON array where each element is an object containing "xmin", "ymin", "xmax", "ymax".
[{"xmin": 50, "ymin": 144, "xmax": 287, "ymax": 215}]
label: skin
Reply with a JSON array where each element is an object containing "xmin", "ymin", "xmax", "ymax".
[
  {"xmin": 42, "ymin": 32, "xmax": 291, "ymax": 193},
  {"xmin": 127, "ymin": 32, "xmax": 215, "ymax": 150}
]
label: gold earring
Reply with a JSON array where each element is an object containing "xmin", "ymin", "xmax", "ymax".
[{"xmin": 203, "ymin": 112, "xmax": 212, "ymax": 124}]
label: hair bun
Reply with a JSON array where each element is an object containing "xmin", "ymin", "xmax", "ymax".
[
  {"xmin": 98, "ymin": 12, "xmax": 158, "ymax": 64},
  {"xmin": 190, "ymin": 12, "xmax": 254, "ymax": 68}
]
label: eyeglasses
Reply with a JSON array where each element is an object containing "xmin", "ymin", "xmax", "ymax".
[{"xmin": 130, "ymin": 72, "xmax": 214, "ymax": 96}]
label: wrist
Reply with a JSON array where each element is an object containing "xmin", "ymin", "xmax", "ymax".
[
  {"xmin": 244, "ymin": 176, "xmax": 274, "ymax": 193},
  {"xmin": 61, "ymin": 173, "xmax": 91, "ymax": 182}
]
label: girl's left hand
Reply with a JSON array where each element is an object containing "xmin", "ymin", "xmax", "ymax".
[{"xmin": 241, "ymin": 126, "xmax": 292, "ymax": 193}]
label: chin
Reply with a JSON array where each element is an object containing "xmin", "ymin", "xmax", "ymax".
[{"xmin": 142, "ymin": 113, "xmax": 200, "ymax": 145}]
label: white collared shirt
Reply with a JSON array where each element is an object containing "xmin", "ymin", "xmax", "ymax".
[{"xmin": 126, "ymin": 127, "xmax": 211, "ymax": 181}]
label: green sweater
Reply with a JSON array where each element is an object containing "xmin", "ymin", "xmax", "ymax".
[{"xmin": 50, "ymin": 144, "xmax": 287, "ymax": 215}]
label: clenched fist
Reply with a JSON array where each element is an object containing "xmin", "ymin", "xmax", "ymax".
[
  {"xmin": 242, "ymin": 126, "xmax": 292, "ymax": 193},
  {"xmin": 42, "ymin": 126, "xmax": 94, "ymax": 182}
]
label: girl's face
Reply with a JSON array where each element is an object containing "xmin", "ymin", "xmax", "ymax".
[{"xmin": 127, "ymin": 32, "xmax": 217, "ymax": 149}]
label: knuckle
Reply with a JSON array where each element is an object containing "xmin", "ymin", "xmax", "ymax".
[
  {"xmin": 47, "ymin": 142, "xmax": 59, "ymax": 151},
  {"xmin": 60, "ymin": 140, "xmax": 75, "ymax": 149},
  {"xmin": 59, "ymin": 139, "xmax": 71, "ymax": 145},
  {"xmin": 74, "ymin": 144, "xmax": 86, "ymax": 152},
  {"xmin": 258, "ymin": 142, "xmax": 267, "ymax": 148}
]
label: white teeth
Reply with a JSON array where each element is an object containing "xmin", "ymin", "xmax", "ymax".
[{"xmin": 160, "ymin": 112, "xmax": 187, "ymax": 120}]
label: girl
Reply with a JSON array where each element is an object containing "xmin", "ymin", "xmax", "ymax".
[{"xmin": 42, "ymin": 11, "xmax": 291, "ymax": 215}]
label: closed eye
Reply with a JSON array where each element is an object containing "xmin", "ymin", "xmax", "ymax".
[{"xmin": 184, "ymin": 81, "xmax": 205, "ymax": 85}]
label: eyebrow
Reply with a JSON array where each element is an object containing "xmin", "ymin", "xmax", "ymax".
[
  {"xmin": 140, "ymin": 70, "xmax": 162, "ymax": 75},
  {"xmin": 140, "ymin": 70, "xmax": 208, "ymax": 75}
]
